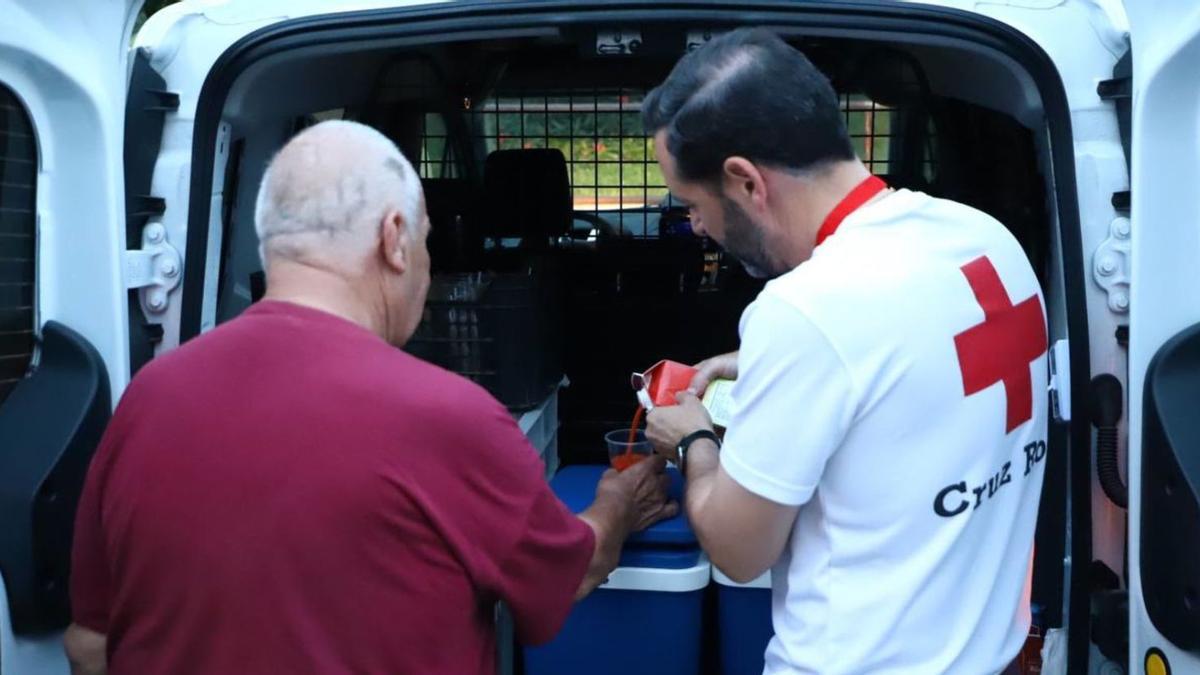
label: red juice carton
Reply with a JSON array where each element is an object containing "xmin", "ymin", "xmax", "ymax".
[
  {"xmin": 631, "ymin": 359, "xmax": 735, "ymax": 428},
  {"xmin": 631, "ymin": 360, "xmax": 699, "ymax": 409}
]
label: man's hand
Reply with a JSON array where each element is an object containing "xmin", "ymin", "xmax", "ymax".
[
  {"xmin": 646, "ymin": 392, "xmax": 713, "ymax": 463},
  {"xmin": 687, "ymin": 351, "xmax": 738, "ymax": 397},
  {"xmin": 594, "ymin": 455, "xmax": 678, "ymax": 532},
  {"xmin": 64, "ymin": 623, "xmax": 107, "ymax": 675},
  {"xmin": 575, "ymin": 456, "xmax": 678, "ymax": 599}
]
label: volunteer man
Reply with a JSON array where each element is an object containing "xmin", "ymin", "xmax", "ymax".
[
  {"xmin": 65, "ymin": 121, "xmax": 675, "ymax": 675},
  {"xmin": 644, "ymin": 29, "xmax": 1048, "ymax": 674}
]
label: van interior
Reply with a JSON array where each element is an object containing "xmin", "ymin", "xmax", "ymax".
[{"xmin": 202, "ymin": 20, "xmax": 1069, "ymax": 671}]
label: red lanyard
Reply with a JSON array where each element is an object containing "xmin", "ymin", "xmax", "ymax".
[{"xmin": 814, "ymin": 175, "xmax": 888, "ymax": 247}]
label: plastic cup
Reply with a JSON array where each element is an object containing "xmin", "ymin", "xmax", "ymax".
[{"xmin": 606, "ymin": 428, "xmax": 653, "ymax": 471}]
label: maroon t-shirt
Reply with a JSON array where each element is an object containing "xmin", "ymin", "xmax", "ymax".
[{"xmin": 71, "ymin": 301, "xmax": 593, "ymax": 674}]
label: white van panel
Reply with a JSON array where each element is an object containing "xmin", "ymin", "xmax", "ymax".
[
  {"xmin": 1125, "ymin": 2, "xmax": 1200, "ymax": 673},
  {"xmin": 0, "ymin": 0, "xmax": 139, "ymax": 399}
]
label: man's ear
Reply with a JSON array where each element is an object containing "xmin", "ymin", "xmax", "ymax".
[
  {"xmin": 379, "ymin": 208, "xmax": 409, "ymax": 274},
  {"xmin": 722, "ymin": 157, "xmax": 768, "ymax": 211}
]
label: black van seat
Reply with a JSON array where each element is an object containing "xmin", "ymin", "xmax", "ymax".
[{"xmin": 478, "ymin": 149, "xmax": 572, "ymax": 256}]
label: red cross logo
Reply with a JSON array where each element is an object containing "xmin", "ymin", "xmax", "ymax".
[{"xmin": 954, "ymin": 256, "xmax": 1048, "ymax": 433}]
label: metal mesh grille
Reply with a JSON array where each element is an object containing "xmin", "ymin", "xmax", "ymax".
[
  {"xmin": 419, "ymin": 112, "xmax": 459, "ymax": 180},
  {"xmin": 0, "ymin": 85, "xmax": 36, "ymax": 405},
  {"xmin": 420, "ymin": 91, "xmax": 897, "ymax": 237},
  {"xmin": 843, "ymin": 93, "xmax": 894, "ymax": 175},
  {"xmin": 469, "ymin": 91, "xmax": 666, "ymax": 226}
]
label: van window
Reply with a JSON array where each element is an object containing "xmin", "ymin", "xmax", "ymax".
[{"xmin": 0, "ymin": 84, "xmax": 35, "ymax": 406}]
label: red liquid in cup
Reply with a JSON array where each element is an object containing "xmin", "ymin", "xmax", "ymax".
[{"xmin": 612, "ymin": 407, "xmax": 647, "ymax": 471}]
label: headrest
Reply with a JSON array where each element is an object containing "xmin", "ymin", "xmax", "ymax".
[{"xmin": 481, "ymin": 149, "xmax": 572, "ymax": 245}]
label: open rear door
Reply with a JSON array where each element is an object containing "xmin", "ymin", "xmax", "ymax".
[
  {"xmin": 1125, "ymin": 3, "xmax": 1200, "ymax": 674},
  {"xmin": 0, "ymin": 2, "xmax": 138, "ymax": 673}
]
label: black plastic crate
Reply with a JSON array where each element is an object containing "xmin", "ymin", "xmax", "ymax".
[{"xmin": 405, "ymin": 271, "xmax": 563, "ymax": 411}]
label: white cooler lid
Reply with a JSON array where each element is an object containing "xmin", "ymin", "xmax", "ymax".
[
  {"xmin": 712, "ymin": 567, "xmax": 771, "ymax": 589},
  {"xmin": 601, "ymin": 555, "xmax": 711, "ymax": 593}
]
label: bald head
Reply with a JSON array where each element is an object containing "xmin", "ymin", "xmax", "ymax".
[{"xmin": 254, "ymin": 120, "xmax": 423, "ymax": 268}]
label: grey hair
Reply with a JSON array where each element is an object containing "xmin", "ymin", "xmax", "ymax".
[{"xmin": 254, "ymin": 120, "xmax": 422, "ymax": 266}]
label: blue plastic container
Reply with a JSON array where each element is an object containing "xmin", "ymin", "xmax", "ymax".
[
  {"xmin": 524, "ymin": 465, "xmax": 709, "ymax": 675},
  {"xmin": 714, "ymin": 568, "xmax": 774, "ymax": 675}
]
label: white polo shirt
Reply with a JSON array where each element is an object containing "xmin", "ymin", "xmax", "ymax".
[{"xmin": 720, "ymin": 188, "xmax": 1048, "ymax": 674}]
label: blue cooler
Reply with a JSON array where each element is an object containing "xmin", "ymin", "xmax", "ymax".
[
  {"xmin": 713, "ymin": 568, "xmax": 773, "ymax": 675},
  {"xmin": 524, "ymin": 465, "xmax": 710, "ymax": 675}
]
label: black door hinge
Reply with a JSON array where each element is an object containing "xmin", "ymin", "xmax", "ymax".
[
  {"xmin": 1099, "ymin": 48, "xmax": 1133, "ymax": 182},
  {"xmin": 1097, "ymin": 77, "xmax": 1131, "ymax": 100},
  {"xmin": 143, "ymin": 89, "xmax": 180, "ymax": 113}
]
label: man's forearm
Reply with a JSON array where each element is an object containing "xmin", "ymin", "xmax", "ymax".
[
  {"xmin": 574, "ymin": 498, "xmax": 632, "ymax": 600},
  {"xmin": 684, "ymin": 439, "xmax": 796, "ymax": 582},
  {"xmin": 685, "ymin": 439, "xmax": 764, "ymax": 579},
  {"xmin": 682, "ymin": 438, "xmax": 722, "ymax": 534}
]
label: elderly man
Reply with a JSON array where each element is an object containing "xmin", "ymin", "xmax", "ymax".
[{"xmin": 64, "ymin": 121, "xmax": 674, "ymax": 675}]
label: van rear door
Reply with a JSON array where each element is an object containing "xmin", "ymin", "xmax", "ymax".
[
  {"xmin": 1124, "ymin": 3, "xmax": 1200, "ymax": 675},
  {"xmin": 0, "ymin": 2, "xmax": 136, "ymax": 673}
]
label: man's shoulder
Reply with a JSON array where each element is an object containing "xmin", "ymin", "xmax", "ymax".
[
  {"xmin": 120, "ymin": 318, "xmax": 236, "ymax": 393},
  {"xmin": 356, "ymin": 348, "xmax": 520, "ymax": 440},
  {"xmin": 879, "ymin": 190, "xmax": 1025, "ymax": 262},
  {"xmin": 758, "ymin": 249, "xmax": 889, "ymax": 322},
  {"xmin": 738, "ymin": 288, "xmax": 826, "ymax": 354},
  {"xmin": 774, "ymin": 193, "xmax": 1041, "ymax": 361},
  {"xmin": 123, "ymin": 311, "xmax": 506, "ymax": 424},
  {"xmin": 376, "ymin": 351, "xmax": 503, "ymax": 413},
  {"xmin": 776, "ymin": 192, "xmax": 1028, "ymax": 300}
]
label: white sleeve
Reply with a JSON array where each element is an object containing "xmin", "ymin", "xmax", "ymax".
[{"xmin": 719, "ymin": 293, "xmax": 858, "ymax": 506}]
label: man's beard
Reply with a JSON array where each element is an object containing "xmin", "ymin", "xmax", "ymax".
[{"xmin": 720, "ymin": 197, "xmax": 781, "ymax": 279}]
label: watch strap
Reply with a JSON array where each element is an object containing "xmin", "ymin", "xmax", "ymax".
[{"xmin": 677, "ymin": 429, "xmax": 720, "ymax": 476}]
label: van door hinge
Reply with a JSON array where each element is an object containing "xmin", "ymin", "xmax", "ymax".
[
  {"xmin": 142, "ymin": 89, "xmax": 180, "ymax": 113},
  {"xmin": 1111, "ymin": 191, "xmax": 1130, "ymax": 213},
  {"xmin": 124, "ymin": 48, "xmax": 179, "ymax": 373},
  {"xmin": 1098, "ymin": 48, "xmax": 1133, "ymax": 179},
  {"xmin": 123, "ymin": 222, "xmax": 182, "ymax": 316},
  {"xmin": 1096, "ymin": 77, "xmax": 1131, "ymax": 100},
  {"xmin": 1048, "ymin": 339, "xmax": 1071, "ymax": 423},
  {"xmin": 1093, "ymin": 216, "xmax": 1131, "ymax": 313}
]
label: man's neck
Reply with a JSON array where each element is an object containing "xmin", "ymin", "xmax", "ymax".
[
  {"xmin": 779, "ymin": 160, "xmax": 886, "ymax": 268},
  {"xmin": 805, "ymin": 161, "xmax": 878, "ymax": 236},
  {"xmin": 262, "ymin": 259, "xmax": 386, "ymax": 339}
]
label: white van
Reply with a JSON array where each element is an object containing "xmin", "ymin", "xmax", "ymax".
[{"xmin": 0, "ymin": 1, "xmax": 1195, "ymax": 673}]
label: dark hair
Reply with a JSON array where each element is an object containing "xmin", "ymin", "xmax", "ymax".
[{"xmin": 642, "ymin": 28, "xmax": 854, "ymax": 184}]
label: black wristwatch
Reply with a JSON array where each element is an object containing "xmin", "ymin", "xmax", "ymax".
[{"xmin": 676, "ymin": 429, "xmax": 721, "ymax": 476}]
